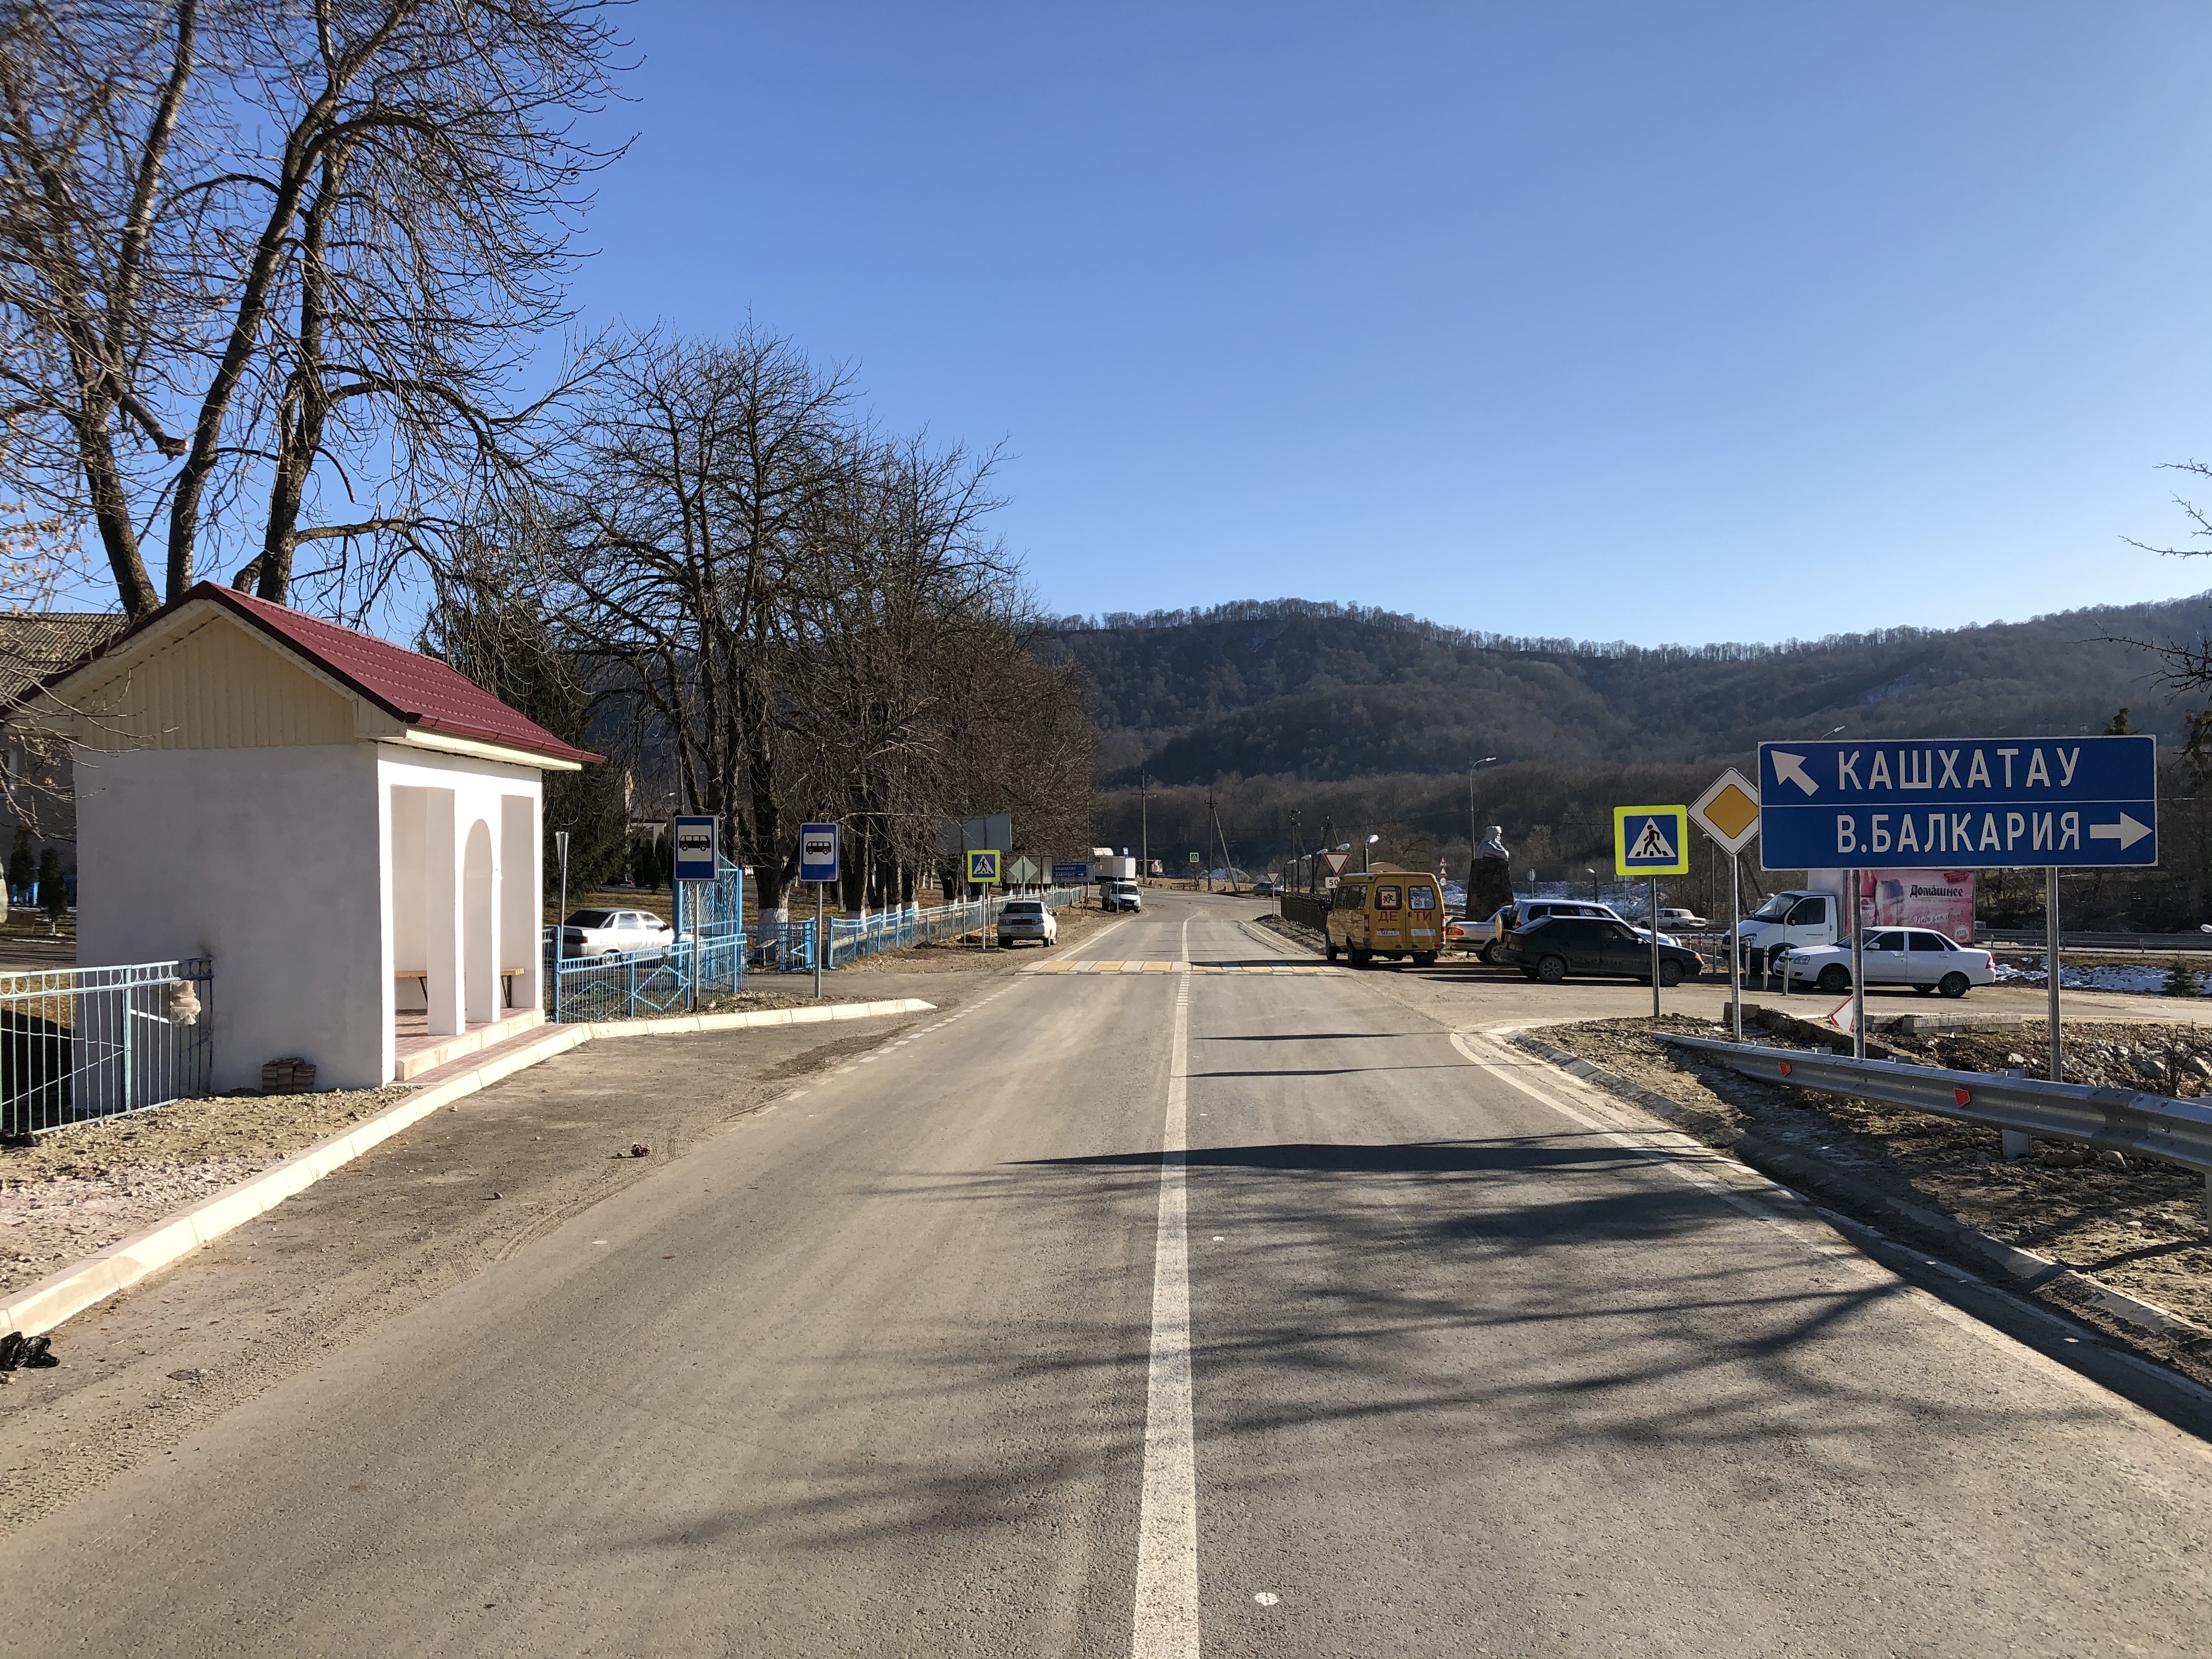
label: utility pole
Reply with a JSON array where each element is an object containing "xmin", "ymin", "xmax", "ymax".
[{"xmin": 1140, "ymin": 770, "xmax": 1150, "ymax": 880}]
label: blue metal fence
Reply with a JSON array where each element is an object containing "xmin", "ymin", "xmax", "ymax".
[
  {"xmin": 1, "ymin": 958, "xmax": 214, "ymax": 1137},
  {"xmin": 543, "ymin": 884, "xmax": 1086, "ymax": 1022}
]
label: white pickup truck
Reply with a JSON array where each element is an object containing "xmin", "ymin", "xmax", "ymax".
[{"xmin": 1734, "ymin": 890, "xmax": 1843, "ymax": 966}]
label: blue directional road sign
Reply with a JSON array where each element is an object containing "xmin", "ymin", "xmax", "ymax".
[
  {"xmin": 673, "ymin": 815, "xmax": 719, "ymax": 883},
  {"xmin": 1052, "ymin": 862, "xmax": 1092, "ymax": 884},
  {"xmin": 1757, "ymin": 736, "xmax": 2157, "ymax": 870},
  {"xmin": 798, "ymin": 822, "xmax": 839, "ymax": 884}
]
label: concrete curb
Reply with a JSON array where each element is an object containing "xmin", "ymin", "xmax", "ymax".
[
  {"xmin": 584, "ymin": 997, "xmax": 936, "ymax": 1040},
  {"xmin": 3, "ymin": 995, "xmax": 936, "ymax": 1337},
  {"xmin": 1509, "ymin": 1030, "xmax": 2208, "ymax": 1345}
]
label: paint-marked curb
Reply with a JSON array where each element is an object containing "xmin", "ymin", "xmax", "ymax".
[
  {"xmin": 585, "ymin": 996, "xmax": 935, "ymax": 1039},
  {"xmin": 1, "ymin": 996, "xmax": 936, "ymax": 1337}
]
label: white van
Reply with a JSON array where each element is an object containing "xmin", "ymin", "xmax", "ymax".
[{"xmin": 1735, "ymin": 890, "xmax": 1843, "ymax": 965}]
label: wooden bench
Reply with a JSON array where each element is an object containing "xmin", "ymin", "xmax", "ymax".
[{"xmin": 395, "ymin": 967, "xmax": 526, "ymax": 1008}]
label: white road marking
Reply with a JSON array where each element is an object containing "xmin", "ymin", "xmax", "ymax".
[
  {"xmin": 1133, "ymin": 915, "xmax": 1199, "ymax": 1659},
  {"xmin": 1449, "ymin": 1028, "xmax": 2212, "ymax": 1462}
]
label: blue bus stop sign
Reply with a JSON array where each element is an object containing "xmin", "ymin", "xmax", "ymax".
[
  {"xmin": 1757, "ymin": 736, "xmax": 2157, "ymax": 870},
  {"xmin": 673, "ymin": 815, "xmax": 719, "ymax": 883},
  {"xmin": 798, "ymin": 822, "xmax": 839, "ymax": 884}
]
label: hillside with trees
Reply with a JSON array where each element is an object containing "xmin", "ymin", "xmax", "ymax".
[
  {"xmin": 1058, "ymin": 595, "xmax": 2212, "ymax": 785},
  {"xmin": 1065, "ymin": 596, "xmax": 2212, "ymax": 929}
]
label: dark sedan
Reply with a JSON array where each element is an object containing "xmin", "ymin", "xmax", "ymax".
[{"xmin": 1502, "ymin": 915, "xmax": 1706, "ymax": 987}]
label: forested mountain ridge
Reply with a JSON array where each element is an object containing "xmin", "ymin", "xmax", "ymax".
[{"xmin": 1054, "ymin": 595, "xmax": 2212, "ymax": 786}]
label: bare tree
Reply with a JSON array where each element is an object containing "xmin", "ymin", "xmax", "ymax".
[
  {"xmin": 0, "ymin": 0, "xmax": 627, "ymax": 619},
  {"xmin": 510, "ymin": 326, "xmax": 1098, "ymax": 918},
  {"xmin": 540, "ymin": 328, "xmax": 853, "ymax": 918}
]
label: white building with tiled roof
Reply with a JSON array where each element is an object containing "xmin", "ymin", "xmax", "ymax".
[{"xmin": 15, "ymin": 585, "xmax": 599, "ymax": 1090}]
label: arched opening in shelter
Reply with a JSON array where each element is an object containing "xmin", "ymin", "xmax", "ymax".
[{"xmin": 462, "ymin": 819, "xmax": 496, "ymax": 1026}]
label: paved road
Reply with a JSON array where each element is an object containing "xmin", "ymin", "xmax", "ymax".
[{"xmin": 7, "ymin": 891, "xmax": 2212, "ymax": 1656}]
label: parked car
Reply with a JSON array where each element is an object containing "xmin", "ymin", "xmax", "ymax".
[
  {"xmin": 996, "ymin": 898, "xmax": 1059, "ymax": 947},
  {"xmin": 1468, "ymin": 899, "xmax": 1679, "ymax": 963},
  {"xmin": 1656, "ymin": 906, "xmax": 1709, "ymax": 930},
  {"xmin": 1784, "ymin": 929, "xmax": 1996, "ymax": 998},
  {"xmin": 560, "ymin": 907, "xmax": 674, "ymax": 957},
  {"xmin": 1502, "ymin": 915, "xmax": 1706, "ymax": 987},
  {"xmin": 1252, "ymin": 878, "xmax": 1277, "ymax": 897}
]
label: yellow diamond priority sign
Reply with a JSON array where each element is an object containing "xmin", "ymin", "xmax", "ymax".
[{"xmin": 1690, "ymin": 769, "xmax": 1762, "ymax": 856}]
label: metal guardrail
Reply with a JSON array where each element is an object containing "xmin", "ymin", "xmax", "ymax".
[
  {"xmin": 1982, "ymin": 929, "xmax": 2212, "ymax": 954},
  {"xmin": 1662, "ymin": 1033, "xmax": 2212, "ymax": 1217},
  {"xmin": 1, "ymin": 958, "xmax": 215, "ymax": 1136}
]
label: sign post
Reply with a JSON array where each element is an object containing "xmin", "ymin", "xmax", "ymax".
[
  {"xmin": 1690, "ymin": 769, "xmax": 1762, "ymax": 1040},
  {"xmin": 1615, "ymin": 805, "xmax": 1690, "ymax": 1021},
  {"xmin": 966, "ymin": 849, "xmax": 1000, "ymax": 948},
  {"xmin": 799, "ymin": 823, "xmax": 839, "ymax": 998},
  {"xmin": 1760, "ymin": 736, "xmax": 2158, "ymax": 1075},
  {"xmin": 673, "ymin": 816, "xmax": 719, "ymax": 1013},
  {"xmin": 552, "ymin": 830, "xmax": 570, "ymax": 1025}
]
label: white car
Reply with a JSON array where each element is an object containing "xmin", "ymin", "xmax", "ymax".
[
  {"xmin": 559, "ymin": 907, "xmax": 674, "ymax": 958},
  {"xmin": 1784, "ymin": 928, "xmax": 1996, "ymax": 999},
  {"xmin": 996, "ymin": 898, "xmax": 1059, "ymax": 947}
]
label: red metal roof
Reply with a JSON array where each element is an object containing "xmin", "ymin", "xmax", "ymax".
[{"xmin": 196, "ymin": 584, "xmax": 601, "ymax": 764}]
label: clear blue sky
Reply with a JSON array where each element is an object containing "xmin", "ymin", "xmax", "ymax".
[{"xmin": 563, "ymin": 2, "xmax": 2212, "ymax": 646}]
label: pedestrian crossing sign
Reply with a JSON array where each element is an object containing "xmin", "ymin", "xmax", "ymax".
[
  {"xmin": 1614, "ymin": 805, "xmax": 1690, "ymax": 876},
  {"xmin": 967, "ymin": 849, "xmax": 1001, "ymax": 884}
]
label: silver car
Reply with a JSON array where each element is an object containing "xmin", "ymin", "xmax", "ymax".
[
  {"xmin": 1785, "ymin": 928, "xmax": 1996, "ymax": 998},
  {"xmin": 996, "ymin": 899, "xmax": 1058, "ymax": 947},
  {"xmin": 559, "ymin": 907, "xmax": 674, "ymax": 958}
]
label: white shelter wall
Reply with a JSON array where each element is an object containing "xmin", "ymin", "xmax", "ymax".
[
  {"xmin": 500, "ymin": 797, "xmax": 539, "ymax": 1007},
  {"xmin": 76, "ymin": 744, "xmax": 384, "ymax": 1090}
]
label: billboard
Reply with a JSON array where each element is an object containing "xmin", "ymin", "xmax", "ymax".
[{"xmin": 1857, "ymin": 868, "xmax": 1976, "ymax": 945}]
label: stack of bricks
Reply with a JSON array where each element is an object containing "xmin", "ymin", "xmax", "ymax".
[{"xmin": 260, "ymin": 1057, "xmax": 317, "ymax": 1094}]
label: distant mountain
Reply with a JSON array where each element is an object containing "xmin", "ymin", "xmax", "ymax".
[{"xmin": 1052, "ymin": 595, "xmax": 2212, "ymax": 787}]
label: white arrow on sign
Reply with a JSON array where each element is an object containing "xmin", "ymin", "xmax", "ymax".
[
  {"xmin": 1770, "ymin": 752, "xmax": 1819, "ymax": 797},
  {"xmin": 2089, "ymin": 813, "xmax": 2152, "ymax": 850}
]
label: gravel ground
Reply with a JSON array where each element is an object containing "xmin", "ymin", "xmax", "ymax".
[
  {"xmin": 1, "ymin": 1085, "xmax": 414, "ymax": 1299},
  {"xmin": 1534, "ymin": 1014, "xmax": 2212, "ymax": 1376}
]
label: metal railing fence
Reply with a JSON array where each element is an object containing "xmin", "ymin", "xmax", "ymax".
[
  {"xmin": 1, "ymin": 958, "xmax": 213, "ymax": 1136},
  {"xmin": 541, "ymin": 887, "xmax": 1086, "ymax": 1016},
  {"xmin": 1662, "ymin": 1032, "xmax": 2212, "ymax": 1218},
  {"xmin": 544, "ymin": 926, "xmax": 746, "ymax": 1023}
]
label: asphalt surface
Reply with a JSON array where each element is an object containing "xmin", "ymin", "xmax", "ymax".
[{"xmin": 7, "ymin": 891, "xmax": 2212, "ymax": 1656}]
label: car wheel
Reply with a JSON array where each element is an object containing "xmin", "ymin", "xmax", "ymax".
[
  {"xmin": 1657, "ymin": 961, "xmax": 1683, "ymax": 988},
  {"xmin": 1351, "ymin": 946, "xmax": 1373, "ymax": 966},
  {"xmin": 1913, "ymin": 983, "xmax": 1936, "ymax": 996},
  {"xmin": 1939, "ymin": 972, "xmax": 1971, "ymax": 1000},
  {"xmin": 1477, "ymin": 943, "xmax": 1500, "ymax": 965},
  {"xmin": 1413, "ymin": 952, "xmax": 1437, "ymax": 967},
  {"xmin": 1536, "ymin": 955, "xmax": 1568, "ymax": 985},
  {"xmin": 1325, "ymin": 942, "xmax": 1339, "ymax": 961},
  {"xmin": 1816, "ymin": 964, "xmax": 1849, "ymax": 993}
]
